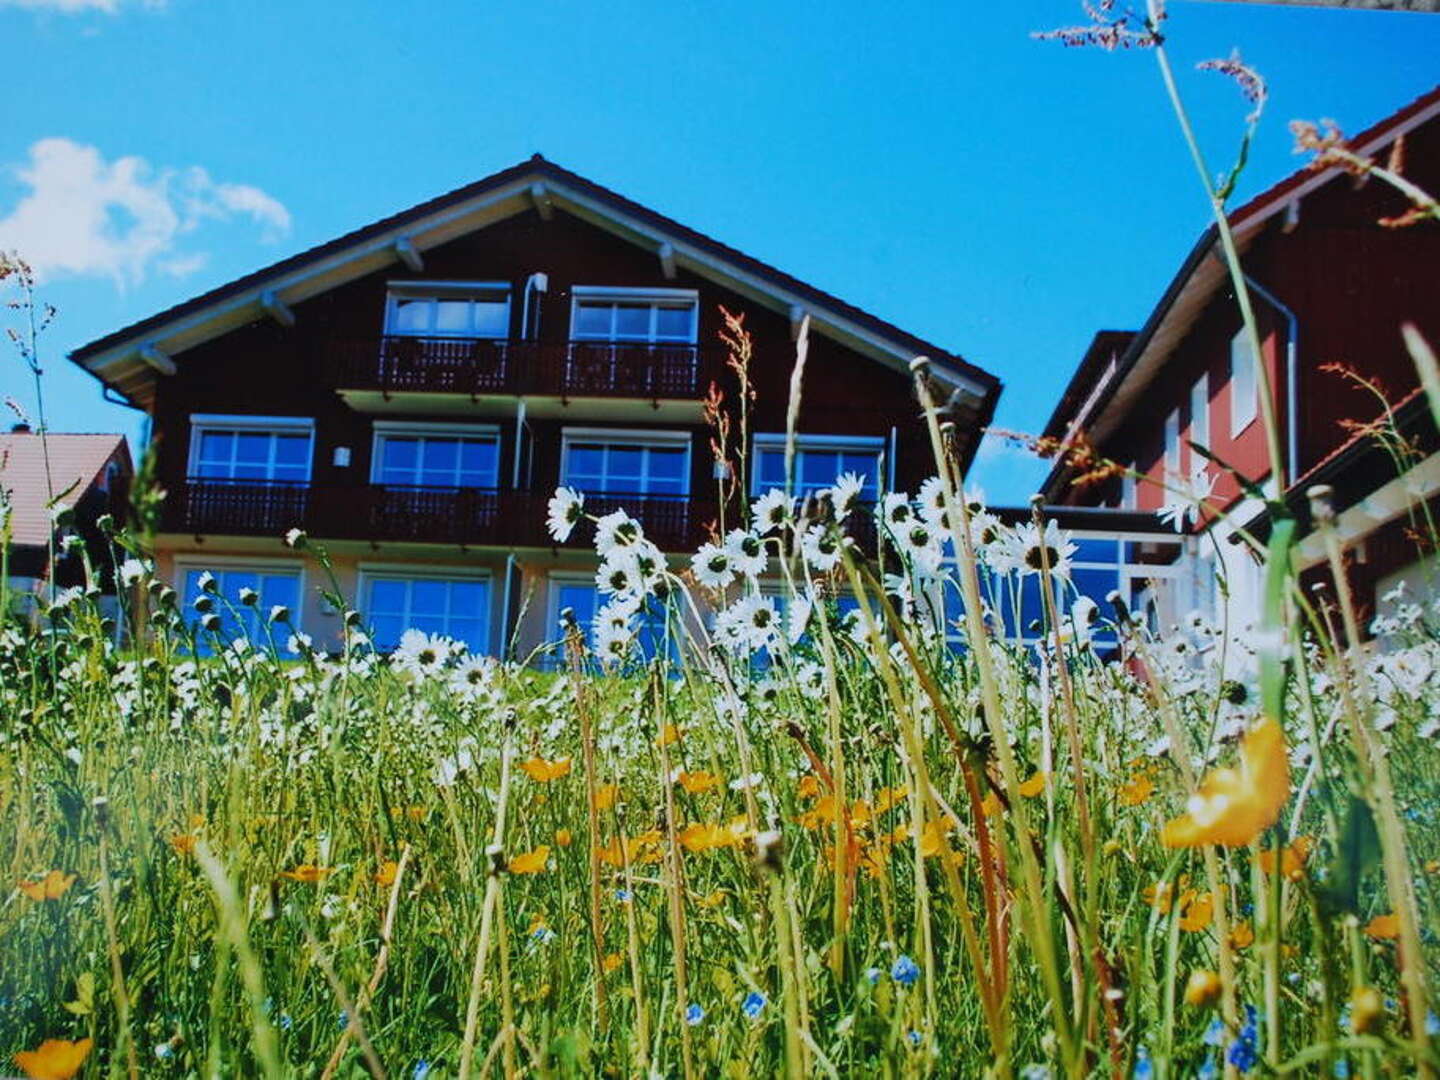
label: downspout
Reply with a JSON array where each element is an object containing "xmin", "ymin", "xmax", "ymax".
[
  {"xmin": 513, "ymin": 398, "xmax": 527, "ymax": 489},
  {"xmin": 1242, "ymin": 273, "xmax": 1300, "ymax": 488},
  {"xmin": 887, "ymin": 426, "xmax": 898, "ymax": 493},
  {"xmin": 500, "ymin": 552, "xmax": 516, "ymax": 660}
]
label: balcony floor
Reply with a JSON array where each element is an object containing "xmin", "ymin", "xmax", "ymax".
[{"xmin": 335, "ymin": 389, "xmax": 704, "ymax": 422}]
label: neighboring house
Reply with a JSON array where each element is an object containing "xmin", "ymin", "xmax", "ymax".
[
  {"xmin": 68, "ymin": 156, "xmax": 1001, "ymax": 657},
  {"xmin": 1, "ymin": 427, "xmax": 132, "ymax": 600},
  {"xmin": 1040, "ymin": 86, "xmax": 1440, "ymax": 633}
]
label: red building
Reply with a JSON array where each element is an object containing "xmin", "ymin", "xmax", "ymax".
[
  {"xmin": 69, "ymin": 156, "xmax": 1000, "ymax": 656},
  {"xmin": 1041, "ymin": 87, "xmax": 1440, "ymax": 631}
]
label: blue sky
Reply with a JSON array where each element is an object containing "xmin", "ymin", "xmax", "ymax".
[{"xmin": 1, "ymin": 0, "xmax": 1436, "ymax": 502}]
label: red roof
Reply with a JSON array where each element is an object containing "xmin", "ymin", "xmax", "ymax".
[{"xmin": 1, "ymin": 432, "xmax": 129, "ymax": 547}]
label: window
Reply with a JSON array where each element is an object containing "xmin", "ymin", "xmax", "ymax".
[
  {"xmin": 1163, "ymin": 410, "xmax": 1181, "ymax": 475},
  {"xmin": 752, "ymin": 434, "xmax": 885, "ymax": 501},
  {"xmin": 386, "ymin": 283, "xmax": 511, "ymax": 338},
  {"xmin": 371, "ymin": 423, "xmax": 500, "ymax": 489},
  {"xmin": 362, "ymin": 570, "xmax": 490, "ymax": 654},
  {"xmin": 547, "ymin": 575, "xmax": 675, "ymax": 665},
  {"xmin": 561, "ymin": 429, "xmax": 690, "ymax": 497},
  {"xmin": 1230, "ymin": 329, "xmax": 1257, "ymax": 435},
  {"xmin": 189, "ymin": 415, "xmax": 313, "ymax": 484},
  {"xmin": 570, "ymin": 288, "xmax": 698, "ymax": 344},
  {"xmin": 1189, "ymin": 373, "xmax": 1210, "ymax": 457},
  {"xmin": 179, "ymin": 562, "xmax": 302, "ymax": 647}
]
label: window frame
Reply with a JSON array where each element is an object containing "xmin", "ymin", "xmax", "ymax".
[
  {"xmin": 569, "ymin": 286, "xmax": 700, "ymax": 345},
  {"xmin": 750, "ymin": 432, "xmax": 886, "ymax": 498},
  {"xmin": 1189, "ymin": 372, "xmax": 1210, "ymax": 463},
  {"xmin": 1230, "ymin": 329, "xmax": 1258, "ymax": 437},
  {"xmin": 1163, "ymin": 409, "xmax": 1181, "ymax": 476},
  {"xmin": 384, "ymin": 280, "xmax": 513, "ymax": 339},
  {"xmin": 357, "ymin": 563, "xmax": 493, "ymax": 654},
  {"xmin": 187, "ymin": 414, "xmax": 315, "ymax": 484},
  {"xmin": 369, "ymin": 421, "xmax": 502, "ymax": 490},
  {"xmin": 559, "ymin": 427, "xmax": 693, "ymax": 498}
]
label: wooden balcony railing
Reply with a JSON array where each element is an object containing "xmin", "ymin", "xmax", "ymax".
[
  {"xmin": 168, "ymin": 480, "xmax": 723, "ymax": 552},
  {"xmin": 328, "ymin": 336, "xmax": 714, "ymax": 401}
]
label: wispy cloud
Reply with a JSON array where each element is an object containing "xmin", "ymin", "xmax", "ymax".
[
  {"xmin": 0, "ymin": 137, "xmax": 290, "ymax": 287},
  {"xmin": 0, "ymin": 0, "xmax": 166, "ymax": 13}
]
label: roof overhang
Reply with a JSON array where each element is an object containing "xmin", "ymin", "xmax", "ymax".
[{"xmin": 71, "ymin": 159, "xmax": 999, "ymax": 425}]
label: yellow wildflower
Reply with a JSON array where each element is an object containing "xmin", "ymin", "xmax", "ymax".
[
  {"xmin": 14, "ymin": 1037, "xmax": 93, "ymax": 1080},
  {"xmin": 519, "ymin": 756, "xmax": 572, "ymax": 783},
  {"xmin": 1161, "ymin": 719, "xmax": 1289, "ymax": 848},
  {"xmin": 17, "ymin": 870, "xmax": 77, "ymax": 902},
  {"xmin": 509, "ymin": 845, "xmax": 551, "ymax": 875}
]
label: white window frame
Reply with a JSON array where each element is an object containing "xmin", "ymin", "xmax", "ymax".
[
  {"xmin": 559, "ymin": 427, "xmax": 692, "ymax": 497},
  {"xmin": 174, "ymin": 555, "xmax": 307, "ymax": 634},
  {"xmin": 385, "ymin": 280, "xmax": 512, "ymax": 339},
  {"xmin": 358, "ymin": 563, "xmax": 493, "ymax": 654},
  {"xmin": 1190, "ymin": 372, "xmax": 1210, "ymax": 462},
  {"xmin": 750, "ymin": 432, "xmax": 886, "ymax": 497},
  {"xmin": 1230, "ymin": 329, "xmax": 1258, "ymax": 437},
  {"xmin": 369, "ymin": 421, "xmax": 502, "ymax": 489},
  {"xmin": 1121, "ymin": 467, "xmax": 1137, "ymax": 510},
  {"xmin": 1163, "ymin": 409, "xmax": 1181, "ymax": 476},
  {"xmin": 569, "ymin": 286, "xmax": 699, "ymax": 344},
  {"xmin": 187, "ymin": 414, "xmax": 315, "ymax": 483}
]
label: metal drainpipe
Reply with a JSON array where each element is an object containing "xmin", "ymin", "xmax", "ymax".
[
  {"xmin": 512, "ymin": 398, "xmax": 527, "ymax": 489},
  {"xmin": 500, "ymin": 552, "xmax": 516, "ymax": 661},
  {"xmin": 1242, "ymin": 273, "xmax": 1300, "ymax": 488}
]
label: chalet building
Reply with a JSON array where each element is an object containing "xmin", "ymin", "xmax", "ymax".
[
  {"xmin": 1, "ymin": 428, "xmax": 131, "ymax": 601},
  {"xmin": 69, "ymin": 156, "xmax": 1000, "ymax": 657},
  {"xmin": 1041, "ymin": 86, "xmax": 1440, "ymax": 633}
]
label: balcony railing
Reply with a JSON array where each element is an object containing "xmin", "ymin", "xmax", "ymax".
[
  {"xmin": 168, "ymin": 480, "xmax": 721, "ymax": 552},
  {"xmin": 328, "ymin": 336, "xmax": 713, "ymax": 401}
]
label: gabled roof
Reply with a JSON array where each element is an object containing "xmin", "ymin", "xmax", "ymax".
[
  {"xmin": 1, "ymin": 432, "xmax": 130, "ymax": 547},
  {"xmin": 70, "ymin": 155, "xmax": 1000, "ymax": 414},
  {"xmin": 1040, "ymin": 83, "xmax": 1440, "ymax": 497}
]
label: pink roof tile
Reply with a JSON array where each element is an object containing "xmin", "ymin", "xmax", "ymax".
[{"xmin": 1, "ymin": 432, "xmax": 129, "ymax": 547}]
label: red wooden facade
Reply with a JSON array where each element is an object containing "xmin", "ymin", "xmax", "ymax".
[
  {"xmin": 1040, "ymin": 87, "xmax": 1440, "ymax": 625},
  {"xmin": 69, "ymin": 158, "xmax": 999, "ymax": 655}
]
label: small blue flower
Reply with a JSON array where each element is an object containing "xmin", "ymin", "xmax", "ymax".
[
  {"xmin": 279, "ymin": 1013, "xmax": 294, "ymax": 1032},
  {"xmin": 1333, "ymin": 1059, "xmax": 1351, "ymax": 1079},
  {"xmin": 1203, "ymin": 1018, "xmax": 1227, "ymax": 1047},
  {"xmin": 1427, "ymin": 1011, "xmax": 1440, "ymax": 1037},
  {"xmin": 533, "ymin": 926, "xmax": 556, "ymax": 944},
  {"xmin": 1227, "ymin": 1036, "xmax": 1258, "ymax": 1072},
  {"xmin": 615, "ymin": 888, "xmax": 633, "ymax": 903},
  {"xmin": 337, "ymin": 1010, "xmax": 349, "ymax": 1031},
  {"xmin": 906, "ymin": 1029, "xmax": 923, "ymax": 1048},
  {"xmin": 1019, "ymin": 1067, "xmax": 1053, "ymax": 1080},
  {"xmin": 891, "ymin": 954, "xmax": 920, "ymax": 987},
  {"xmin": 865, "ymin": 966, "xmax": 882, "ymax": 984},
  {"xmin": 1132, "ymin": 1046, "xmax": 1154, "ymax": 1080},
  {"xmin": 741, "ymin": 991, "xmax": 766, "ymax": 1020},
  {"xmin": 413, "ymin": 1063, "xmax": 431, "ymax": 1080},
  {"xmin": 1197, "ymin": 1055, "xmax": 1218, "ymax": 1080},
  {"xmin": 685, "ymin": 1003, "xmax": 705, "ymax": 1026}
]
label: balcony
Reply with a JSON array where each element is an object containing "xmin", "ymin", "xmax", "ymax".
[
  {"xmin": 167, "ymin": 479, "xmax": 721, "ymax": 553},
  {"xmin": 328, "ymin": 337, "xmax": 717, "ymax": 420}
]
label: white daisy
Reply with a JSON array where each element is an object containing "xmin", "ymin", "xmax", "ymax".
[
  {"xmin": 900, "ymin": 521, "xmax": 943, "ymax": 575},
  {"xmin": 751, "ymin": 489, "xmax": 793, "ymax": 535},
  {"xmin": 593, "ymin": 510, "xmax": 644, "ymax": 557},
  {"xmin": 596, "ymin": 557, "xmax": 643, "ymax": 601},
  {"xmin": 801, "ymin": 524, "xmax": 842, "ymax": 573},
  {"xmin": 916, "ymin": 476, "xmax": 949, "ymax": 527},
  {"xmin": 1010, "ymin": 520, "xmax": 1076, "ymax": 580},
  {"xmin": 724, "ymin": 528, "xmax": 768, "ymax": 578},
  {"xmin": 546, "ymin": 486, "xmax": 586, "ymax": 543},
  {"xmin": 118, "ymin": 558, "xmax": 149, "ymax": 587},
  {"xmin": 881, "ymin": 492, "xmax": 913, "ymax": 533},
  {"xmin": 392, "ymin": 629, "xmax": 449, "ymax": 678},
  {"xmin": 692, "ymin": 542, "xmax": 736, "ymax": 589},
  {"xmin": 829, "ymin": 472, "xmax": 865, "ymax": 520}
]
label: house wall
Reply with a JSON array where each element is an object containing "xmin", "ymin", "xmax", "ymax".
[{"xmin": 146, "ymin": 207, "xmax": 940, "ymax": 655}]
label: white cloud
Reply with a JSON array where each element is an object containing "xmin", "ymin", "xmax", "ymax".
[
  {"xmin": 0, "ymin": 137, "xmax": 290, "ymax": 287},
  {"xmin": 0, "ymin": 0, "xmax": 166, "ymax": 13}
]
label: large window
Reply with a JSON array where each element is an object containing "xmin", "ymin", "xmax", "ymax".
[
  {"xmin": 189, "ymin": 415, "xmax": 313, "ymax": 484},
  {"xmin": 179, "ymin": 562, "xmax": 302, "ymax": 647},
  {"xmin": 1230, "ymin": 329, "xmax": 1257, "ymax": 436},
  {"xmin": 363, "ymin": 570, "xmax": 490, "ymax": 654},
  {"xmin": 548, "ymin": 575, "xmax": 674, "ymax": 664},
  {"xmin": 752, "ymin": 433, "xmax": 885, "ymax": 501},
  {"xmin": 561, "ymin": 429, "xmax": 690, "ymax": 497},
  {"xmin": 371, "ymin": 423, "xmax": 500, "ymax": 489},
  {"xmin": 570, "ymin": 288, "xmax": 698, "ymax": 344},
  {"xmin": 386, "ymin": 283, "xmax": 511, "ymax": 338}
]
